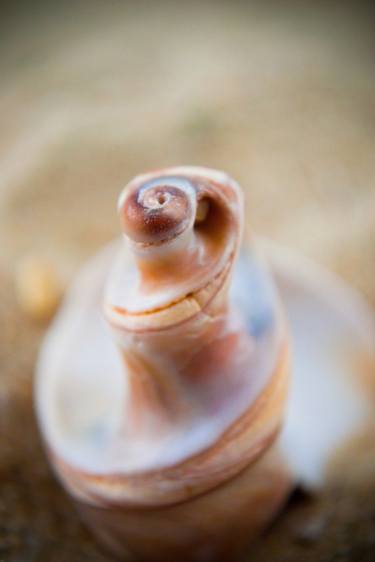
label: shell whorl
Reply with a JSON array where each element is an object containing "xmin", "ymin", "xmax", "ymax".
[
  {"xmin": 117, "ymin": 167, "xmax": 242, "ymax": 250},
  {"xmin": 106, "ymin": 167, "xmax": 244, "ymax": 327},
  {"xmin": 119, "ymin": 177, "xmax": 196, "ymax": 245}
]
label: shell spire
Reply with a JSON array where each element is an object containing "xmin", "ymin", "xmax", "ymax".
[
  {"xmin": 105, "ymin": 167, "xmax": 243, "ymax": 327},
  {"xmin": 103, "ymin": 168, "xmax": 272, "ymax": 446}
]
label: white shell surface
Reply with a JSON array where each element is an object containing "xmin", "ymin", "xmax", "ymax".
[
  {"xmin": 36, "ymin": 239, "xmax": 281, "ymax": 475},
  {"xmin": 262, "ymin": 240, "xmax": 375, "ymax": 489},
  {"xmin": 35, "ymin": 239, "xmax": 375, "ymax": 488}
]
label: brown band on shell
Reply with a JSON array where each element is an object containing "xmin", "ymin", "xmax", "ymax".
[
  {"xmin": 120, "ymin": 182, "xmax": 194, "ymax": 245},
  {"xmin": 50, "ymin": 342, "xmax": 289, "ymax": 508}
]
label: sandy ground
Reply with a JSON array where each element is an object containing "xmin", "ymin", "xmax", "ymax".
[{"xmin": 1, "ymin": 1, "xmax": 375, "ymax": 560}]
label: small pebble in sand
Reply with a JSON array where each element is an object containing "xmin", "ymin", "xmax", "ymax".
[{"xmin": 15, "ymin": 255, "xmax": 62, "ymax": 322}]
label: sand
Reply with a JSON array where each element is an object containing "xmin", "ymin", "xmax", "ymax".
[{"xmin": 1, "ymin": 1, "xmax": 375, "ymax": 560}]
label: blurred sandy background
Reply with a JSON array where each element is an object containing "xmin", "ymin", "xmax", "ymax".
[{"xmin": 0, "ymin": 1, "xmax": 375, "ymax": 560}]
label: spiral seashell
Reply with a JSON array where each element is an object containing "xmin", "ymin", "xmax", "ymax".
[{"xmin": 36, "ymin": 166, "xmax": 375, "ymax": 561}]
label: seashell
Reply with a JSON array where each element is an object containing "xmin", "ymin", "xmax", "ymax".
[{"xmin": 35, "ymin": 166, "xmax": 375, "ymax": 561}]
